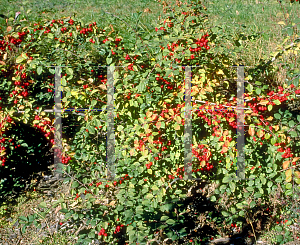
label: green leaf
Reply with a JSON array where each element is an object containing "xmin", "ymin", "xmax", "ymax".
[
  {"xmin": 91, "ymin": 100, "xmax": 97, "ymax": 107},
  {"xmin": 223, "ymin": 176, "xmax": 231, "ymax": 183},
  {"xmin": 254, "ymin": 192, "xmax": 262, "ymax": 198},
  {"xmin": 289, "ymin": 120, "xmax": 295, "ymax": 128},
  {"xmin": 236, "ymin": 203, "xmax": 243, "ymax": 209},
  {"xmin": 106, "ymin": 57, "xmax": 112, "ymax": 65},
  {"xmin": 260, "ymin": 176, "xmax": 267, "ymax": 185},
  {"xmin": 19, "ymin": 216, "xmax": 28, "ymax": 222},
  {"xmin": 274, "ymin": 113, "xmax": 281, "ymax": 120},
  {"xmin": 256, "ymin": 88, "xmax": 261, "ymax": 95},
  {"xmin": 21, "ymin": 143, "xmax": 28, "ymax": 147},
  {"xmin": 166, "ymin": 219, "xmax": 175, "ymax": 225},
  {"xmin": 267, "ymin": 181, "xmax": 273, "ymax": 188},
  {"xmin": 221, "ymin": 211, "xmax": 230, "ymax": 217},
  {"xmin": 136, "ymin": 206, "xmax": 144, "ymax": 215},
  {"xmin": 274, "ymin": 100, "xmax": 281, "ymax": 105},
  {"xmin": 47, "ymin": 33, "xmax": 54, "ymax": 39},
  {"xmin": 268, "ymin": 105, "xmax": 272, "ymax": 111},
  {"xmin": 37, "ymin": 66, "xmax": 43, "ymax": 75},
  {"xmin": 72, "ymin": 181, "xmax": 79, "ymax": 188},
  {"xmin": 16, "ymin": 55, "xmax": 25, "ymax": 63},
  {"xmin": 250, "ymin": 201, "xmax": 256, "ymax": 208},
  {"xmin": 210, "ymin": 195, "xmax": 216, "ymax": 202},
  {"xmin": 229, "ymin": 181, "xmax": 235, "ymax": 192},
  {"xmin": 160, "ymin": 215, "xmax": 169, "ymax": 221},
  {"xmin": 73, "ymin": 213, "xmax": 78, "ymax": 220},
  {"xmin": 38, "ymin": 202, "xmax": 47, "ymax": 209},
  {"xmin": 22, "ymin": 224, "xmax": 28, "ymax": 234},
  {"xmin": 271, "ymin": 137, "xmax": 276, "ymax": 145},
  {"xmin": 88, "ymin": 230, "xmax": 95, "ymax": 238},
  {"xmin": 286, "ymin": 183, "xmax": 292, "ymax": 189},
  {"xmin": 61, "ymin": 76, "xmax": 66, "ymax": 86}
]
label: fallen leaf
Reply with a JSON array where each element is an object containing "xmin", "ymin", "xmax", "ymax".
[{"xmin": 55, "ymin": 205, "xmax": 62, "ymax": 214}]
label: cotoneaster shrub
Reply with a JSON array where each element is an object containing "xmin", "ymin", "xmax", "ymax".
[{"xmin": 0, "ymin": 0, "xmax": 300, "ymax": 244}]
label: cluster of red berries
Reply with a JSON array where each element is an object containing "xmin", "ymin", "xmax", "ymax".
[
  {"xmin": 61, "ymin": 155, "xmax": 71, "ymax": 164},
  {"xmin": 192, "ymin": 144, "xmax": 214, "ymax": 172},
  {"xmin": 146, "ymin": 162, "xmax": 153, "ymax": 169},
  {"xmin": 156, "ymin": 73, "xmax": 175, "ymax": 90},
  {"xmin": 98, "ymin": 228, "xmax": 108, "ymax": 237},
  {"xmin": 114, "ymin": 224, "xmax": 124, "ymax": 234}
]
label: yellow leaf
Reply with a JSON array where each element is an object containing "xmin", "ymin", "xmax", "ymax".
[
  {"xmin": 222, "ymin": 146, "xmax": 228, "ymax": 153},
  {"xmin": 295, "ymin": 171, "xmax": 300, "ymax": 179},
  {"xmin": 283, "ymin": 160, "xmax": 290, "ymax": 170},
  {"xmin": 277, "ymin": 21, "xmax": 286, "ymax": 25},
  {"xmin": 266, "ymin": 116, "xmax": 273, "ymax": 121},
  {"xmin": 259, "ymin": 100, "xmax": 269, "ymax": 105},
  {"xmin": 175, "ymin": 116, "xmax": 181, "ymax": 124},
  {"xmin": 130, "ymin": 148, "xmax": 135, "ymax": 156},
  {"xmin": 174, "ymin": 123, "xmax": 180, "ymax": 130},
  {"xmin": 257, "ymin": 129, "xmax": 264, "ymax": 138},
  {"xmin": 274, "ymin": 125, "xmax": 279, "ymax": 131},
  {"xmin": 108, "ymin": 200, "xmax": 116, "ymax": 207},
  {"xmin": 169, "ymin": 108, "xmax": 174, "ymax": 116},
  {"xmin": 146, "ymin": 110, "xmax": 153, "ymax": 118},
  {"xmin": 71, "ymin": 91, "xmax": 79, "ymax": 99},
  {"xmin": 286, "ymin": 175, "xmax": 292, "ymax": 183},
  {"xmin": 206, "ymin": 86, "xmax": 213, "ymax": 93},
  {"xmin": 248, "ymin": 127, "xmax": 255, "ymax": 136},
  {"xmin": 98, "ymin": 84, "xmax": 107, "ymax": 90},
  {"xmin": 156, "ymin": 121, "xmax": 161, "ymax": 130},
  {"xmin": 229, "ymin": 117, "xmax": 235, "ymax": 122},
  {"xmin": 216, "ymin": 70, "xmax": 224, "ymax": 75},
  {"xmin": 200, "ymin": 161, "xmax": 206, "ymax": 167},
  {"xmin": 285, "ymin": 169, "xmax": 292, "ymax": 178},
  {"xmin": 292, "ymin": 157, "xmax": 300, "ymax": 163},
  {"xmin": 151, "ymin": 114, "xmax": 158, "ymax": 121}
]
